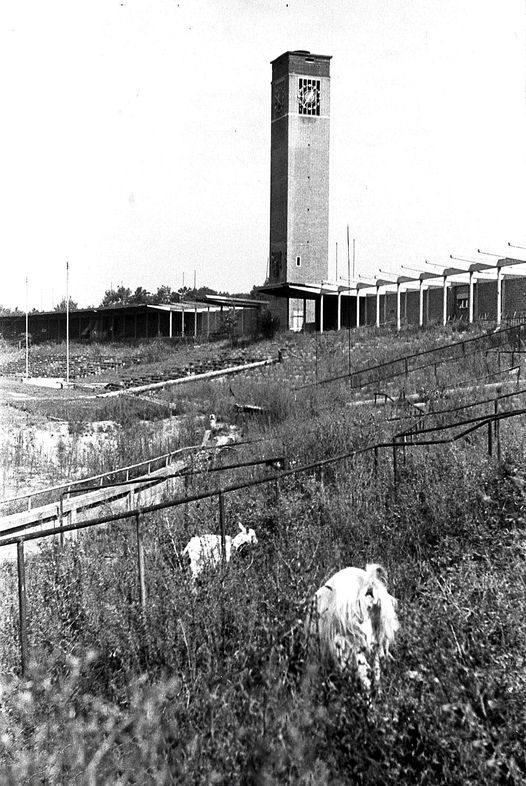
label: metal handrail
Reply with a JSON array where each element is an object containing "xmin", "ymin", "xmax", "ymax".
[
  {"xmin": 3, "ymin": 406, "xmax": 525, "ymax": 549},
  {"xmin": 296, "ymin": 321, "xmax": 525, "ymax": 391},
  {"xmin": 0, "ymin": 445, "xmax": 201, "ymax": 508},
  {"xmin": 387, "ymin": 386, "xmax": 526, "ymax": 425}
]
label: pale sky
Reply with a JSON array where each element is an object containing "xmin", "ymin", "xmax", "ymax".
[{"xmin": 1, "ymin": 0, "xmax": 525, "ymax": 310}]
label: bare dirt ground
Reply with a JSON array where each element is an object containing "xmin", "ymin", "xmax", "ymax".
[{"xmin": 0, "ymin": 377, "xmax": 119, "ymax": 499}]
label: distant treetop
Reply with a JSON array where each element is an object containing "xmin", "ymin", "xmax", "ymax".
[
  {"xmin": 99, "ymin": 283, "xmax": 223, "ymax": 307},
  {"xmin": 54, "ymin": 296, "xmax": 79, "ymax": 312}
]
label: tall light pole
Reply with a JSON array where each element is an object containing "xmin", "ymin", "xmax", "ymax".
[
  {"xmin": 25, "ymin": 277, "xmax": 29, "ymax": 379},
  {"xmin": 347, "ymin": 225, "xmax": 351, "ymax": 372},
  {"xmin": 66, "ymin": 261, "xmax": 70, "ymax": 384}
]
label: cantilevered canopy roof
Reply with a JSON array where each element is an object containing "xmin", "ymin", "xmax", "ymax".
[
  {"xmin": 257, "ymin": 282, "xmax": 334, "ymax": 299},
  {"xmin": 196, "ymin": 294, "xmax": 269, "ymax": 309},
  {"xmin": 263, "ymin": 257, "xmax": 526, "ymax": 299},
  {"xmin": 148, "ymin": 302, "xmax": 222, "ymax": 313}
]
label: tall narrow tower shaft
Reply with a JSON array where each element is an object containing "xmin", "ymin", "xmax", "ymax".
[{"xmin": 269, "ymin": 50, "xmax": 331, "ymax": 286}]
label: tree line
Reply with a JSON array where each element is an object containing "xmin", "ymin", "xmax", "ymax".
[{"xmin": 1, "ymin": 283, "xmax": 259, "ymax": 315}]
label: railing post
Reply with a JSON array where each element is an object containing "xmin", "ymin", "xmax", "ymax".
[
  {"xmin": 373, "ymin": 446, "xmax": 379, "ymax": 476},
  {"xmin": 135, "ymin": 512, "xmax": 146, "ymax": 610},
  {"xmin": 494, "ymin": 399, "xmax": 501, "ymax": 462},
  {"xmin": 218, "ymin": 492, "xmax": 226, "ymax": 566},
  {"xmin": 184, "ymin": 474, "xmax": 189, "ymax": 527},
  {"xmin": 17, "ymin": 540, "xmax": 29, "ymax": 677},
  {"xmin": 393, "ymin": 439, "xmax": 399, "ymax": 485},
  {"xmin": 487, "ymin": 419, "xmax": 493, "ymax": 457},
  {"xmin": 59, "ymin": 493, "xmax": 64, "ymax": 547}
]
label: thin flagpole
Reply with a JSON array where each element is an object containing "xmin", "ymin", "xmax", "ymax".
[
  {"xmin": 66, "ymin": 261, "xmax": 70, "ymax": 384},
  {"xmin": 25, "ymin": 277, "xmax": 29, "ymax": 378},
  {"xmin": 347, "ymin": 225, "xmax": 351, "ymax": 373}
]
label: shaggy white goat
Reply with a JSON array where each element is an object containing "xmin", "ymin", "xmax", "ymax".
[
  {"xmin": 306, "ymin": 564, "xmax": 399, "ymax": 692},
  {"xmin": 182, "ymin": 523, "xmax": 258, "ymax": 579},
  {"xmin": 201, "ymin": 414, "xmax": 241, "ymax": 448}
]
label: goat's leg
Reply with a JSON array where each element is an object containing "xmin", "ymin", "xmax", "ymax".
[
  {"xmin": 355, "ymin": 649, "xmax": 371, "ymax": 693},
  {"xmin": 372, "ymin": 651, "xmax": 381, "ymax": 686}
]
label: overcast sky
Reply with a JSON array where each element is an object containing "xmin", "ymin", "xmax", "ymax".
[{"xmin": 2, "ymin": 0, "xmax": 525, "ymax": 310}]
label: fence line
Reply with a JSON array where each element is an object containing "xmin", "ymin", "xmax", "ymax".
[
  {"xmin": 0, "ymin": 444, "xmax": 203, "ymax": 511},
  {"xmin": 297, "ymin": 321, "xmax": 526, "ymax": 391},
  {"xmin": 5, "ymin": 404, "xmax": 526, "ymax": 674},
  {"xmin": 396, "ymin": 389, "xmax": 526, "ymax": 437},
  {"xmin": 0, "ymin": 454, "xmax": 285, "ymax": 541}
]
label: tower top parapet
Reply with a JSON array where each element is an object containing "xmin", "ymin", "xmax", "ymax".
[{"xmin": 271, "ymin": 50, "xmax": 331, "ymax": 80}]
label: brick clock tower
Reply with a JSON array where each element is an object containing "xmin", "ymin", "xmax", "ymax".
[{"xmin": 269, "ymin": 50, "xmax": 331, "ymax": 306}]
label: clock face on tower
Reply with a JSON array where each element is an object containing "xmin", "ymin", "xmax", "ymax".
[
  {"xmin": 298, "ymin": 78, "xmax": 320, "ymax": 116},
  {"xmin": 272, "ymin": 81, "xmax": 285, "ymax": 118}
]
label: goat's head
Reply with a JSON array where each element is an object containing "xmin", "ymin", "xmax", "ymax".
[{"xmin": 232, "ymin": 522, "xmax": 258, "ymax": 551}]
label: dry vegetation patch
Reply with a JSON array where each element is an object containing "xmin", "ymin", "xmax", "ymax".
[{"xmin": 1, "ymin": 325, "xmax": 526, "ymax": 783}]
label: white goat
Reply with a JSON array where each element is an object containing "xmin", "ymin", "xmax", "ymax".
[
  {"xmin": 201, "ymin": 414, "xmax": 241, "ymax": 448},
  {"xmin": 306, "ymin": 564, "xmax": 399, "ymax": 692},
  {"xmin": 182, "ymin": 523, "xmax": 258, "ymax": 579}
]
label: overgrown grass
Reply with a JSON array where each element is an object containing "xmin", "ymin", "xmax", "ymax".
[{"xmin": 1, "ymin": 323, "xmax": 526, "ymax": 783}]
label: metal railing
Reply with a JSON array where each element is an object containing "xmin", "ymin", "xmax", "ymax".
[
  {"xmin": 297, "ymin": 321, "xmax": 526, "ymax": 391},
  {"xmin": 0, "ymin": 444, "xmax": 203, "ymax": 513},
  {"xmin": 4, "ymin": 404, "xmax": 526, "ymax": 675},
  {"xmin": 0, "ymin": 454, "xmax": 285, "ymax": 541}
]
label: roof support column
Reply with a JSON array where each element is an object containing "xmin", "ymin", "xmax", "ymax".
[
  {"xmin": 320, "ymin": 295, "xmax": 324, "ymax": 334},
  {"xmin": 356, "ymin": 289, "xmax": 360, "ymax": 328},
  {"xmin": 442, "ymin": 275, "xmax": 448, "ymax": 326},
  {"xmin": 376, "ymin": 286, "xmax": 380, "ymax": 327},
  {"xmin": 181, "ymin": 307, "xmax": 185, "ymax": 337},
  {"xmin": 469, "ymin": 272, "xmax": 474, "ymax": 324},
  {"xmin": 207, "ymin": 306, "xmax": 210, "ymax": 340},
  {"xmin": 303, "ymin": 299, "xmax": 307, "ymax": 332},
  {"xmin": 169, "ymin": 310, "xmax": 173, "ymax": 338},
  {"xmin": 496, "ymin": 266, "xmax": 502, "ymax": 326},
  {"xmin": 195, "ymin": 303, "xmax": 198, "ymax": 338},
  {"xmin": 396, "ymin": 282, "xmax": 401, "ymax": 332},
  {"xmin": 419, "ymin": 279, "xmax": 424, "ymax": 327},
  {"xmin": 337, "ymin": 291, "xmax": 341, "ymax": 331}
]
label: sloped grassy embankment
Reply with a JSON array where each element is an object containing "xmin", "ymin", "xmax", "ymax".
[{"xmin": 0, "ymin": 325, "xmax": 525, "ymax": 784}]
